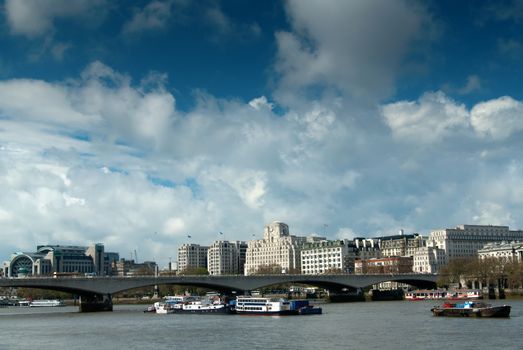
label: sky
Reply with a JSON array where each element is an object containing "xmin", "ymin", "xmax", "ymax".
[{"xmin": 1, "ymin": 0, "xmax": 523, "ymax": 267}]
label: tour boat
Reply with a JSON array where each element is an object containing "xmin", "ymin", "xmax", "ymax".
[
  {"xmin": 430, "ymin": 301, "xmax": 511, "ymax": 318},
  {"xmin": 235, "ymin": 296, "xmax": 322, "ymax": 316},
  {"xmin": 405, "ymin": 289, "xmax": 482, "ymax": 301},
  {"xmin": 154, "ymin": 301, "xmax": 176, "ymax": 314},
  {"xmin": 170, "ymin": 299, "xmax": 235, "ymax": 314},
  {"xmin": 30, "ymin": 299, "xmax": 66, "ymax": 307}
]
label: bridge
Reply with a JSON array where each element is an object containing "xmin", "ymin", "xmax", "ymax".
[{"xmin": 0, "ymin": 273, "xmax": 438, "ymax": 312}]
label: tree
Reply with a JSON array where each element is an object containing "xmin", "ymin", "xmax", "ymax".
[
  {"xmin": 437, "ymin": 257, "xmax": 475, "ymax": 288},
  {"xmin": 177, "ymin": 267, "xmax": 209, "ymax": 275},
  {"xmin": 253, "ymin": 264, "xmax": 283, "ymax": 275}
]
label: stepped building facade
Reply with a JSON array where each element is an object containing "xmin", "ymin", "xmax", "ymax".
[{"xmin": 244, "ymin": 222, "xmax": 306, "ymax": 275}]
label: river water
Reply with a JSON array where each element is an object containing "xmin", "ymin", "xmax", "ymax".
[{"xmin": 1, "ymin": 300, "xmax": 521, "ymax": 350}]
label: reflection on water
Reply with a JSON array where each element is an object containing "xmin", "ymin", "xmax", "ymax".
[{"xmin": 0, "ymin": 300, "xmax": 521, "ymax": 350}]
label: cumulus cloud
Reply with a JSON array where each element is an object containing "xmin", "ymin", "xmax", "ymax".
[
  {"xmin": 4, "ymin": 0, "xmax": 107, "ymax": 38},
  {"xmin": 2, "ymin": 60, "xmax": 523, "ymax": 266},
  {"xmin": 274, "ymin": 0, "xmax": 436, "ymax": 105},
  {"xmin": 122, "ymin": 0, "xmax": 176, "ymax": 35},
  {"xmin": 471, "ymin": 96, "xmax": 523, "ymax": 140},
  {"xmin": 458, "ymin": 75, "xmax": 481, "ymax": 95},
  {"xmin": 382, "ymin": 91, "xmax": 469, "ymax": 143}
]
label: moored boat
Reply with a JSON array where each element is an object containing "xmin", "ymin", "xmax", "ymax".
[
  {"xmin": 430, "ymin": 301, "xmax": 511, "ymax": 318},
  {"xmin": 235, "ymin": 296, "xmax": 322, "ymax": 316},
  {"xmin": 405, "ymin": 289, "xmax": 483, "ymax": 301},
  {"xmin": 30, "ymin": 299, "xmax": 66, "ymax": 307},
  {"xmin": 171, "ymin": 299, "xmax": 235, "ymax": 314}
]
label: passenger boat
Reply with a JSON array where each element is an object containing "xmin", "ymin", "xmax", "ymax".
[
  {"xmin": 405, "ymin": 289, "xmax": 482, "ymax": 301},
  {"xmin": 30, "ymin": 299, "xmax": 66, "ymax": 307},
  {"xmin": 235, "ymin": 296, "xmax": 322, "ymax": 316},
  {"xmin": 170, "ymin": 299, "xmax": 235, "ymax": 314},
  {"xmin": 430, "ymin": 301, "xmax": 511, "ymax": 318},
  {"xmin": 154, "ymin": 301, "xmax": 175, "ymax": 314}
]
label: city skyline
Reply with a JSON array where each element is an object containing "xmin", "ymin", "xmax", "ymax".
[{"xmin": 1, "ymin": 1, "xmax": 523, "ymax": 267}]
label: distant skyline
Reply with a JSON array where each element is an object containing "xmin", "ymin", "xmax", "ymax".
[{"xmin": 1, "ymin": 0, "xmax": 523, "ymax": 267}]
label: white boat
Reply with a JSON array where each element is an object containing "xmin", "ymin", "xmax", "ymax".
[
  {"xmin": 30, "ymin": 299, "xmax": 66, "ymax": 307},
  {"xmin": 235, "ymin": 296, "xmax": 292, "ymax": 315},
  {"xmin": 171, "ymin": 299, "xmax": 234, "ymax": 314},
  {"xmin": 405, "ymin": 289, "xmax": 483, "ymax": 301},
  {"xmin": 154, "ymin": 301, "xmax": 177, "ymax": 314}
]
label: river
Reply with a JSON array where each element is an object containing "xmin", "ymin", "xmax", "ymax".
[{"xmin": 1, "ymin": 300, "xmax": 521, "ymax": 350}]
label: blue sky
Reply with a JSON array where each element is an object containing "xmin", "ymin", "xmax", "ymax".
[{"xmin": 1, "ymin": 0, "xmax": 523, "ymax": 267}]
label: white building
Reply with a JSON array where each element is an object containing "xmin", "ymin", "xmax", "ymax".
[
  {"xmin": 478, "ymin": 241, "xmax": 523, "ymax": 262},
  {"xmin": 301, "ymin": 239, "xmax": 358, "ymax": 274},
  {"xmin": 177, "ymin": 244, "xmax": 209, "ymax": 273},
  {"xmin": 244, "ymin": 222, "xmax": 306, "ymax": 275},
  {"xmin": 414, "ymin": 224, "xmax": 523, "ymax": 273},
  {"xmin": 207, "ymin": 240, "xmax": 247, "ymax": 275},
  {"xmin": 413, "ymin": 246, "xmax": 446, "ymax": 273}
]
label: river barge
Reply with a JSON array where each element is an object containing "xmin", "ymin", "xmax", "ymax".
[{"xmin": 430, "ymin": 301, "xmax": 511, "ymax": 318}]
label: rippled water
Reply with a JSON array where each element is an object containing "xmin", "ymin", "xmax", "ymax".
[{"xmin": 1, "ymin": 300, "xmax": 521, "ymax": 350}]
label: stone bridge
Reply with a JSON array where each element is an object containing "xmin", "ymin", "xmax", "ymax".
[{"xmin": 0, "ymin": 273, "xmax": 438, "ymax": 311}]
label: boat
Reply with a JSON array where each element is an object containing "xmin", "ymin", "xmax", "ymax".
[
  {"xmin": 405, "ymin": 289, "xmax": 482, "ymax": 301},
  {"xmin": 143, "ymin": 305, "xmax": 156, "ymax": 313},
  {"xmin": 18, "ymin": 299, "xmax": 31, "ymax": 307},
  {"xmin": 154, "ymin": 301, "xmax": 176, "ymax": 314},
  {"xmin": 235, "ymin": 296, "xmax": 322, "ymax": 316},
  {"xmin": 430, "ymin": 301, "xmax": 511, "ymax": 318},
  {"xmin": 29, "ymin": 299, "xmax": 66, "ymax": 307},
  {"xmin": 170, "ymin": 299, "xmax": 235, "ymax": 314}
]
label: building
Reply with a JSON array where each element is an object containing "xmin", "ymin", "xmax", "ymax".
[
  {"xmin": 414, "ymin": 224, "xmax": 523, "ymax": 273},
  {"xmin": 244, "ymin": 222, "xmax": 306, "ymax": 275},
  {"xmin": 114, "ymin": 259, "xmax": 158, "ymax": 276},
  {"xmin": 300, "ymin": 239, "xmax": 358, "ymax": 274},
  {"xmin": 413, "ymin": 246, "xmax": 446, "ymax": 273},
  {"xmin": 478, "ymin": 241, "xmax": 523, "ymax": 262},
  {"xmin": 177, "ymin": 244, "xmax": 209, "ymax": 272},
  {"xmin": 353, "ymin": 237, "xmax": 381, "ymax": 260},
  {"xmin": 207, "ymin": 240, "xmax": 248, "ymax": 275},
  {"xmin": 378, "ymin": 231, "xmax": 426, "ymax": 257},
  {"xmin": 354, "ymin": 256, "xmax": 413, "ymax": 274},
  {"xmin": 2, "ymin": 243, "xmax": 119, "ymax": 278}
]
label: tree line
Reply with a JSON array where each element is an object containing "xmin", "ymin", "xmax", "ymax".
[{"xmin": 437, "ymin": 257, "xmax": 523, "ymax": 290}]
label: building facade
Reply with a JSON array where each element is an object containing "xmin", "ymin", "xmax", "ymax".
[
  {"xmin": 353, "ymin": 238, "xmax": 381, "ymax": 260},
  {"xmin": 478, "ymin": 241, "xmax": 523, "ymax": 262},
  {"xmin": 2, "ymin": 243, "xmax": 119, "ymax": 278},
  {"xmin": 414, "ymin": 224, "xmax": 523, "ymax": 273},
  {"xmin": 413, "ymin": 246, "xmax": 446, "ymax": 273},
  {"xmin": 378, "ymin": 232, "xmax": 426, "ymax": 257},
  {"xmin": 207, "ymin": 240, "xmax": 248, "ymax": 275},
  {"xmin": 354, "ymin": 256, "xmax": 413, "ymax": 274},
  {"xmin": 177, "ymin": 244, "xmax": 209, "ymax": 272},
  {"xmin": 114, "ymin": 259, "xmax": 158, "ymax": 276},
  {"xmin": 244, "ymin": 222, "xmax": 306, "ymax": 275},
  {"xmin": 301, "ymin": 239, "xmax": 358, "ymax": 274}
]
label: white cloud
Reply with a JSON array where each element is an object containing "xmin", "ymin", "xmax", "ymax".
[
  {"xmin": 123, "ymin": 0, "xmax": 175, "ymax": 35},
  {"xmin": 4, "ymin": 0, "xmax": 107, "ymax": 38},
  {"xmin": 458, "ymin": 75, "xmax": 481, "ymax": 95},
  {"xmin": 249, "ymin": 96, "xmax": 274, "ymax": 111},
  {"xmin": 382, "ymin": 91, "xmax": 469, "ymax": 143},
  {"xmin": 2, "ymin": 61, "xmax": 523, "ymax": 267},
  {"xmin": 275, "ymin": 0, "xmax": 435, "ymax": 105},
  {"xmin": 471, "ymin": 96, "xmax": 523, "ymax": 140}
]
